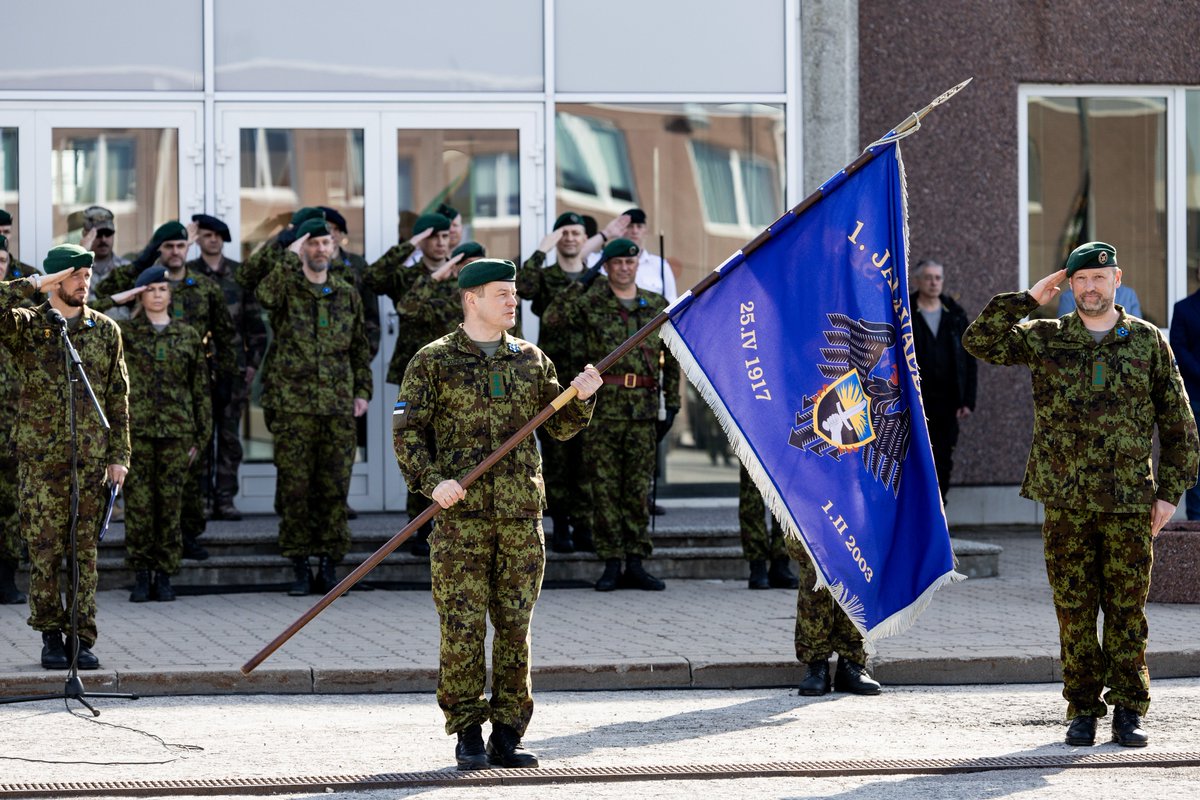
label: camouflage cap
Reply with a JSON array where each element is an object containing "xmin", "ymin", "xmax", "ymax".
[
  {"xmin": 553, "ymin": 212, "xmax": 585, "ymax": 231},
  {"xmin": 413, "ymin": 213, "xmax": 451, "ymax": 236},
  {"xmin": 291, "ymin": 207, "xmax": 326, "ymax": 227},
  {"xmin": 134, "ymin": 265, "xmax": 169, "ymax": 288},
  {"xmin": 1065, "ymin": 241, "xmax": 1118, "ymax": 276},
  {"xmin": 82, "ymin": 205, "xmax": 116, "ymax": 233},
  {"xmin": 43, "ymin": 244, "xmax": 95, "ymax": 274},
  {"xmin": 451, "ymin": 241, "xmax": 485, "ymax": 261},
  {"xmin": 601, "ymin": 237, "xmax": 639, "ymax": 261},
  {"xmin": 295, "ymin": 218, "xmax": 331, "ymax": 239},
  {"xmin": 458, "ymin": 258, "xmax": 516, "ymax": 289}
]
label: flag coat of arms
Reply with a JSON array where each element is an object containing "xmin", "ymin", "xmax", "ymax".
[{"xmin": 662, "ymin": 142, "xmax": 962, "ymax": 641}]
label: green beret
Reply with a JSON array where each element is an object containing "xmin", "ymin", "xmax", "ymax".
[
  {"xmin": 602, "ymin": 237, "xmax": 640, "ymax": 261},
  {"xmin": 554, "ymin": 212, "xmax": 585, "ymax": 231},
  {"xmin": 0, "ymin": 209, "xmax": 11, "ymax": 225},
  {"xmin": 436, "ymin": 202, "xmax": 460, "ymax": 221},
  {"xmin": 43, "ymin": 244, "xmax": 95, "ymax": 274},
  {"xmin": 291, "ymin": 207, "xmax": 325, "ymax": 227},
  {"xmin": 296, "ymin": 218, "xmax": 331, "ymax": 239},
  {"xmin": 1065, "ymin": 241, "xmax": 1118, "ymax": 276},
  {"xmin": 153, "ymin": 221, "xmax": 188, "ymax": 246},
  {"xmin": 413, "ymin": 213, "xmax": 451, "ymax": 236},
  {"xmin": 458, "ymin": 258, "xmax": 516, "ymax": 289},
  {"xmin": 452, "ymin": 241, "xmax": 485, "ymax": 260}
]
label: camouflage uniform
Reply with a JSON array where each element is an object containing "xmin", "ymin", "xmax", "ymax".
[
  {"xmin": 187, "ymin": 255, "xmax": 269, "ymax": 506},
  {"xmin": 738, "ymin": 464, "xmax": 787, "ymax": 561},
  {"xmin": 96, "ymin": 265, "xmax": 237, "ymax": 544},
  {"xmin": 543, "ymin": 276, "xmax": 679, "ymax": 560},
  {"xmin": 331, "ymin": 249, "xmax": 381, "ymax": 359},
  {"xmin": 361, "ymin": 241, "xmax": 421, "ymax": 385},
  {"xmin": 517, "ymin": 251, "xmax": 590, "ymax": 533},
  {"xmin": 785, "ymin": 537, "xmax": 866, "ymax": 663},
  {"xmin": 963, "ymin": 292, "xmax": 1199, "ymax": 718},
  {"xmin": 0, "ymin": 340, "xmax": 20, "ymax": 567},
  {"xmin": 118, "ymin": 315, "xmax": 212, "ymax": 574},
  {"xmin": 239, "ymin": 250, "xmax": 372, "ymax": 562},
  {"xmin": 0, "ymin": 278, "xmax": 130, "ymax": 646},
  {"xmin": 395, "ymin": 326, "xmax": 594, "ymax": 736}
]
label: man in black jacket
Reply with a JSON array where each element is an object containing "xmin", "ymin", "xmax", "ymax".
[{"xmin": 911, "ymin": 259, "xmax": 977, "ymax": 501}]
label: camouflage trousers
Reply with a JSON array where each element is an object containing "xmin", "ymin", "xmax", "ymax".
[
  {"xmin": 180, "ymin": 446, "xmax": 208, "ymax": 541},
  {"xmin": 430, "ymin": 516, "xmax": 545, "ymax": 736},
  {"xmin": 214, "ymin": 388, "xmax": 248, "ymax": 500},
  {"xmin": 738, "ymin": 464, "xmax": 786, "ymax": 561},
  {"xmin": 1042, "ymin": 507, "xmax": 1153, "ymax": 718},
  {"xmin": 786, "ymin": 537, "xmax": 865, "ymax": 664},
  {"xmin": 538, "ymin": 427, "xmax": 588, "ymax": 528},
  {"xmin": 269, "ymin": 411, "xmax": 355, "ymax": 561},
  {"xmin": 124, "ymin": 436, "xmax": 190, "ymax": 573},
  {"xmin": 0, "ymin": 454, "xmax": 21, "ymax": 563},
  {"xmin": 19, "ymin": 461, "xmax": 107, "ymax": 645},
  {"xmin": 584, "ymin": 420, "xmax": 656, "ymax": 560}
]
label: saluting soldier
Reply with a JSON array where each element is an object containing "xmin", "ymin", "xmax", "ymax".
[
  {"xmin": 0, "ymin": 245, "xmax": 130, "ymax": 670},
  {"xmin": 95, "ymin": 220, "xmax": 237, "ymax": 561},
  {"xmin": 395, "ymin": 258, "xmax": 600, "ymax": 771},
  {"xmin": 544, "ymin": 238, "xmax": 679, "ymax": 592},
  {"xmin": 187, "ymin": 214, "xmax": 268, "ymax": 521},
  {"xmin": 0, "ymin": 236, "xmax": 28, "ymax": 604},
  {"xmin": 964, "ymin": 242, "xmax": 1199, "ymax": 747},
  {"xmin": 239, "ymin": 218, "xmax": 371, "ymax": 596},
  {"xmin": 0, "ymin": 208, "xmax": 39, "ymax": 280},
  {"xmin": 321, "ymin": 206, "xmax": 381, "ymax": 360},
  {"xmin": 116, "ymin": 266, "xmax": 212, "ymax": 602}
]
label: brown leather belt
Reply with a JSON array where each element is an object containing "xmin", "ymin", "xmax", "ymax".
[{"xmin": 601, "ymin": 373, "xmax": 657, "ymax": 389}]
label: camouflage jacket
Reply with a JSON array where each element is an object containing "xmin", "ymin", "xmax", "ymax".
[
  {"xmin": 331, "ymin": 249, "xmax": 382, "ymax": 360},
  {"xmin": 0, "ymin": 278, "xmax": 131, "ymax": 468},
  {"xmin": 963, "ymin": 291, "xmax": 1199, "ymax": 511},
  {"xmin": 95, "ymin": 265, "xmax": 238, "ymax": 380},
  {"xmin": 391, "ymin": 272, "xmax": 463, "ymax": 385},
  {"xmin": 187, "ymin": 256, "xmax": 268, "ymax": 373},
  {"xmin": 118, "ymin": 316, "xmax": 212, "ymax": 448},
  {"xmin": 362, "ymin": 241, "xmax": 423, "ymax": 383},
  {"xmin": 254, "ymin": 254, "xmax": 372, "ymax": 416},
  {"xmin": 516, "ymin": 250, "xmax": 588, "ymax": 375},
  {"xmin": 0, "ymin": 342, "xmax": 15, "ymax": 459},
  {"xmin": 395, "ymin": 325, "xmax": 594, "ymax": 519},
  {"xmin": 543, "ymin": 276, "xmax": 680, "ymax": 421}
]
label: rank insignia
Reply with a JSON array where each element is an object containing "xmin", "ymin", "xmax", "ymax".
[
  {"xmin": 85, "ymin": 319, "xmax": 96, "ymax": 328},
  {"xmin": 507, "ymin": 342, "xmax": 520, "ymax": 353},
  {"xmin": 1116, "ymin": 327, "xmax": 1129, "ymax": 338},
  {"xmin": 489, "ymin": 370, "xmax": 506, "ymax": 398}
]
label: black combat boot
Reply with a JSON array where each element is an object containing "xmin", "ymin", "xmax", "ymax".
[
  {"xmin": 797, "ymin": 659, "xmax": 831, "ymax": 696},
  {"xmin": 213, "ymin": 496, "xmax": 242, "ymax": 521},
  {"xmin": 747, "ymin": 560, "xmax": 770, "ymax": 590},
  {"xmin": 129, "ymin": 570, "xmax": 152, "ymax": 603},
  {"xmin": 1065, "ymin": 715, "xmax": 1097, "ymax": 746},
  {"xmin": 1112, "ymin": 706, "xmax": 1149, "ymax": 747},
  {"xmin": 550, "ymin": 517, "xmax": 575, "ymax": 554},
  {"xmin": 767, "ymin": 556, "xmax": 800, "ymax": 589},
  {"xmin": 594, "ymin": 559, "xmax": 623, "ymax": 592},
  {"xmin": 622, "ymin": 556, "xmax": 665, "ymax": 591},
  {"xmin": 455, "ymin": 724, "xmax": 490, "ymax": 771},
  {"xmin": 288, "ymin": 557, "xmax": 311, "ymax": 596},
  {"xmin": 182, "ymin": 534, "xmax": 209, "ymax": 561},
  {"xmin": 834, "ymin": 658, "xmax": 881, "ymax": 695},
  {"xmin": 154, "ymin": 571, "xmax": 176, "ymax": 602},
  {"xmin": 409, "ymin": 522, "xmax": 432, "ymax": 558},
  {"xmin": 317, "ymin": 556, "xmax": 337, "ymax": 593},
  {"xmin": 0, "ymin": 558, "xmax": 26, "ymax": 604},
  {"xmin": 40, "ymin": 631, "xmax": 69, "ymax": 670},
  {"xmin": 67, "ymin": 634, "xmax": 100, "ymax": 670},
  {"xmin": 486, "ymin": 722, "xmax": 539, "ymax": 768}
]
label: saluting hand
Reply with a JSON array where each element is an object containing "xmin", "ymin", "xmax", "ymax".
[
  {"xmin": 571, "ymin": 365, "xmax": 603, "ymax": 401},
  {"xmin": 1029, "ymin": 269, "xmax": 1068, "ymax": 306},
  {"xmin": 408, "ymin": 226, "xmax": 434, "ymax": 248},
  {"xmin": 537, "ymin": 228, "xmax": 563, "ymax": 254},
  {"xmin": 79, "ymin": 227, "xmax": 98, "ymax": 253},
  {"xmin": 288, "ymin": 233, "xmax": 310, "ymax": 255},
  {"xmin": 431, "ymin": 479, "xmax": 466, "ymax": 509},
  {"xmin": 602, "ymin": 214, "xmax": 630, "ymax": 241},
  {"xmin": 110, "ymin": 285, "xmax": 147, "ymax": 306},
  {"xmin": 431, "ymin": 253, "xmax": 464, "ymax": 282}
]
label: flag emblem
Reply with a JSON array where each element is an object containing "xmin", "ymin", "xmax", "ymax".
[{"xmin": 813, "ymin": 370, "xmax": 873, "ymax": 449}]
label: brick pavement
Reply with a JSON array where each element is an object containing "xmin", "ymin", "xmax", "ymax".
[{"xmin": 1, "ymin": 527, "xmax": 1197, "ymax": 696}]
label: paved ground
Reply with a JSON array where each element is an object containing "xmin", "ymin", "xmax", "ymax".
[{"xmin": 1, "ymin": 523, "xmax": 1197, "ymax": 695}]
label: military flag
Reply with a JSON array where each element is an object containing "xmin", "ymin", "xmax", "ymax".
[{"xmin": 661, "ymin": 139, "xmax": 963, "ymax": 642}]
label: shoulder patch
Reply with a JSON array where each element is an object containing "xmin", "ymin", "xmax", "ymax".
[
  {"xmin": 507, "ymin": 342, "xmax": 520, "ymax": 353},
  {"xmin": 186, "ymin": 277, "xmax": 196, "ymax": 286},
  {"xmin": 1116, "ymin": 326, "xmax": 1129, "ymax": 338},
  {"xmin": 391, "ymin": 400, "xmax": 410, "ymax": 431},
  {"xmin": 85, "ymin": 318, "xmax": 96, "ymax": 328}
]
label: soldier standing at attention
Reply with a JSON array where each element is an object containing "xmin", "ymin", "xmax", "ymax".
[
  {"xmin": 964, "ymin": 242, "xmax": 1198, "ymax": 747},
  {"xmin": 115, "ymin": 266, "xmax": 212, "ymax": 603},
  {"xmin": 0, "ymin": 237, "xmax": 28, "ymax": 604},
  {"xmin": 0, "ymin": 245, "xmax": 130, "ymax": 670},
  {"xmin": 737, "ymin": 465, "xmax": 798, "ymax": 590},
  {"xmin": 240, "ymin": 218, "xmax": 371, "ymax": 596},
  {"xmin": 395, "ymin": 258, "xmax": 600, "ymax": 771},
  {"xmin": 544, "ymin": 238, "xmax": 679, "ymax": 592},
  {"xmin": 187, "ymin": 214, "xmax": 268, "ymax": 522}
]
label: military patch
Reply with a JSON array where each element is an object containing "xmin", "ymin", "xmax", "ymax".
[
  {"xmin": 322, "ymin": 286, "xmax": 332, "ymax": 295},
  {"xmin": 318, "ymin": 306, "xmax": 330, "ymax": 328},
  {"xmin": 172, "ymin": 298, "xmax": 185, "ymax": 319},
  {"xmin": 1116, "ymin": 326, "xmax": 1129, "ymax": 338},
  {"xmin": 392, "ymin": 400, "xmax": 409, "ymax": 431},
  {"xmin": 156, "ymin": 341, "xmax": 168, "ymax": 361},
  {"xmin": 507, "ymin": 342, "xmax": 520, "ymax": 353},
  {"xmin": 489, "ymin": 369, "xmax": 506, "ymax": 398},
  {"xmin": 186, "ymin": 277, "xmax": 196, "ymax": 286},
  {"xmin": 85, "ymin": 318, "xmax": 96, "ymax": 328},
  {"xmin": 1093, "ymin": 358, "xmax": 1105, "ymax": 387}
]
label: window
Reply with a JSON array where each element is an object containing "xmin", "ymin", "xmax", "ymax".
[
  {"xmin": 556, "ymin": 113, "xmax": 636, "ymax": 207},
  {"xmin": 691, "ymin": 141, "xmax": 782, "ymax": 231}
]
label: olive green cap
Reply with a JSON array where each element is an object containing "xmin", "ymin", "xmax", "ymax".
[
  {"xmin": 291, "ymin": 207, "xmax": 325, "ymax": 226},
  {"xmin": 43, "ymin": 244, "xmax": 95, "ymax": 274},
  {"xmin": 553, "ymin": 212, "xmax": 585, "ymax": 231},
  {"xmin": 152, "ymin": 220, "xmax": 188, "ymax": 246},
  {"xmin": 413, "ymin": 213, "xmax": 451, "ymax": 236},
  {"xmin": 452, "ymin": 241, "xmax": 485, "ymax": 260},
  {"xmin": 1065, "ymin": 241, "xmax": 1118, "ymax": 276},
  {"xmin": 458, "ymin": 258, "xmax": 516, "ymax": 289},
  {"xmin": 601, "ymin": 237, "xmax": 639, "ymax": 261},
  {"xmin": 295, "ymin": 218, "xmax": 331, "ymax": 239},
  {"xmin": 436, "ymin": 202, "xmax": 460, "ymax": 221}
]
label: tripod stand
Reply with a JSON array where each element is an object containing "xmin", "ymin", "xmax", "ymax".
[{"xmin": 0, "ymin": 311, "xmax": 138, "ymax": 715}]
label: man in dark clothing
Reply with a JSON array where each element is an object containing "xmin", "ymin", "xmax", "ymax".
[{"xmin": 910, "ymin": 259, "xmax": 977, "ymax": 501}]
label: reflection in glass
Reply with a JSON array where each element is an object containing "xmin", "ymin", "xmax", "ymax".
[
  {"xmin": 51, "ymin": 128, "xmax": 179, "ymax": 261},
  {"xmin": 239, "ymin": 128, "xmax": 366, "ymax": 462},
  {"xmin": 0, "ymin": 129, "xmax": 21, "ymax": 265},
  {"xmin": 1187, "ymin": 91, "xmax": 1200, "ymax": 298},
  {"xmin": 1026, "ymin": 96, "xmax": 1167, "ymax": 325},
  {"xmin": 554, "ymin": 103, "xmax": 785, "ymax": 487}
]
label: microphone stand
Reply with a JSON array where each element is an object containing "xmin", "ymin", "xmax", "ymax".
[{"xmin": 0, "ymin": 312, "xmax": 138, "ymax": 715}]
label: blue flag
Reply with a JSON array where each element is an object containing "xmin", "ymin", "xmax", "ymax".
[{"xmin": 662, "ymin": 142, "xmax": 962, "ymax": 642}]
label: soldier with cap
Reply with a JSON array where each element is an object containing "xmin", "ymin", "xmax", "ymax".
[
  {"xmin": 115, "ymin": 266, "xmax": 212, "ymax": 602},
  {"xmin": 72, "ymin": 206, "xmax": 130, "ymax": 311},
  {"xmin": 0, "ymin": 244, "xmax": 130, "ymax": 670},
  {"xmin": 964, "ymin": 241, "xmax": 1199, "ymax": 747},
  {"xmin": 239, "ymin": 218, "xmax": 371, "ymax": 595},
  {"xmin": 96, "ymin": 220, "xmax": 237, "ymax": 560},
  {"xmin": 320, "ymin": 206, "xmax": 381, "ymax": 360},
  {"xmin": 517, "ymin": 211, "xmax": 594, "ymax": 553},
  {"xmin": 0, "ymin": 236, "xmax": 28, "ymax": 604},
  {"xmin": 186, "ymin": 213, "xmax": 268, "ymax": 521},
  {"xmin": 585, "ymin": 208, "xmax": 678, "ymax": 302},
  {"xmin": 395, "ymin": 257, "xmax": 600, "ymax": 770},
  {"xmin": 544, "ymin": 238, "xmax": 679, "ymax": 591}
]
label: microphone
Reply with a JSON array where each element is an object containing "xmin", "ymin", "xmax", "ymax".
[{"xmin": 47, "ymin": 308, "xmax": 68, "ymax": 328}]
